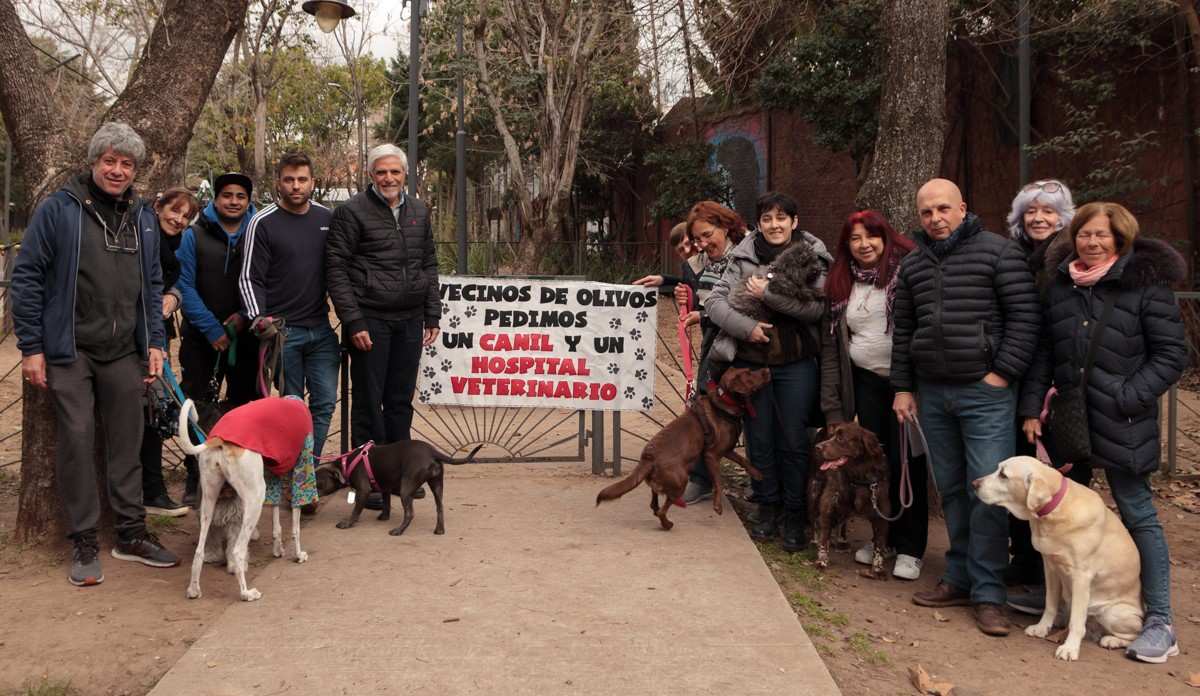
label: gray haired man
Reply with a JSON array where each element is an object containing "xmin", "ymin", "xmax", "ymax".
[
  {"xmin": 11, "ymin": 122, "xmax": 179, "ymax": 586},
  {"xmin": 326, "ymin": 145, "xmax": 441, "ymax": 509}
]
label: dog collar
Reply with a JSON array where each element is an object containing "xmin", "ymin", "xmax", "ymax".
[
  {"xmin": 706, "ymin": 381, "xmax": 756, "ymax": 418},
  {"xmin": 1036, "ymin": 476, "xmax": 1070, "ymax": 518}
]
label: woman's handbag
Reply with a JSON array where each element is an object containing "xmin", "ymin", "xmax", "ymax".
[{"xmin": 1046, "ymin": 292, "xmax": 1116, "ymax": 462}]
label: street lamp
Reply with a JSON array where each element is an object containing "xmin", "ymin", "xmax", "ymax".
[{"xmin": 302, "ymin": 1, "xmax": 356, "ymax": 33}]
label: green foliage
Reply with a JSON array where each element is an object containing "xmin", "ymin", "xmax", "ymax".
[
  {"xmin": 755, "ymin": 0, "xmax": 883, "ymax": 172},
  {"xmin": 645, "ymin": 142, "xmax": 733, "ymax": 223}
]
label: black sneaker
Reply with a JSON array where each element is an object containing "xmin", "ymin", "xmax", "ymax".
[
  {"xmin": 112, "ymin": 532, "xmax": 180, "ymax": 568},
  {"xmin": 182, "ymin": 489, "xmax": 198, "ymax": 509},
  {"xmin": 145, "ymin": 493, "xmax": 189, "ymax": 518},
  {"xmin": 780, "ymin": 510, "xmax": 807, "ymax": 553},
  {"xmin": 749, "ymin": 504, "xmax": 779, "ymax": 541},
  {"xmin": 69, "ymin": 533, "xmax": 104, "ymax": 587}
]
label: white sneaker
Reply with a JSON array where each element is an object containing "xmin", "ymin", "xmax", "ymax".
[
  {"xmin": 853, "ymin": 542, "xmax": 898, "ymax": 566},
  {"xmin": 892, "ymin": 554, "xmax": 923, "ymax": 581}
]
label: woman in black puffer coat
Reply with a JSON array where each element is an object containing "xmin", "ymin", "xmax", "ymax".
[{"xmin": 1020, "ymin": 202, "xmax": 1187, "ymax": 663}]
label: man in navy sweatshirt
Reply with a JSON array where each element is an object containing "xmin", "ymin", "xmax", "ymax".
[
  {"xmin": 175, "ymin": 172, "xmax": 259, "ymax": 505},
  {"xmin": 240, "ymin": 152, "xmax": 338, "ymax": 457}
]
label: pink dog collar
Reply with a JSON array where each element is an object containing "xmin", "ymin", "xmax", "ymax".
[{"xmin": 1036, "ymin": 476, "xmax": 1069, "ymax": 518}]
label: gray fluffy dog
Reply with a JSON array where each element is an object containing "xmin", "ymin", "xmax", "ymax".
[{"xmin": 726, "ymin": 241, "xmax": 825, "ymax": 321}]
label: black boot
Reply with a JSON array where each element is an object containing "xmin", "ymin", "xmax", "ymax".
[
  {"xmin": 749, "ymin": 504, "xmax": 779, "ymax": 542},
  {"xmin": 182, "ymin": 455, "xmax": 200, "ymax": 508},
  {"xmin": 780, "ymin": 509, "xmax": 807, "ymax": 553}
]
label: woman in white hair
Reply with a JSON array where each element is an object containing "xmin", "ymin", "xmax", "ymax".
[{"xmin": 1003, "ymin": 178, "xmax": 1090, "ymax": 604}]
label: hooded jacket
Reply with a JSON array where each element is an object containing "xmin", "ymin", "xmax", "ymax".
[
  {"xmin": 1020, "ymin": 237, "xmax": 1187, "ymax": 475},
  {"xmin": 176, "ymin": 200, "xmax": 257, "ymax": 343},
  {"xmin": 890, "ymin": 214, "xmax": 1040, "ymax": 391},
  {"xmin": 10, "ymin": 173, "xmax": 164, "ymax": 364},
  {"xmin": 705, "ymin": 230, "xmax": 832, "ymax": 365}
]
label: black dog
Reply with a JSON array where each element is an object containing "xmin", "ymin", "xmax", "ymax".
[{"xmin": 315, "ymin": 441, "xmax": 484, "ymax": 536}]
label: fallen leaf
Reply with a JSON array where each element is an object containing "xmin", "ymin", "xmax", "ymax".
[
  {"xmin": 1045, "ymin": 628, "xmax": 1069, "ymax": 644},
  {"xmin": 933, "ymin": 610, "xmax": 950, "ymax": 622},
  {"xmin": 442, "ymin": 617, "xmax": 460, "ymax": 623},
  {"xmin": 206, "ymin": 662, "xmax": 217, "ymax": 668},
  {"xmin": 881, "ymin": 635, "xmax": 897, "ymax": 643},
  {"xmin": 908, "ymin": 665, "xmax": 955, "ymax": 695},
  {"xmin": 1186, "ymin": 616, "xmax": 1200, "ymax": 624},
  {"xmin": 1186, "ymin": 673, "xmax": 1200, "ymax": 688}
]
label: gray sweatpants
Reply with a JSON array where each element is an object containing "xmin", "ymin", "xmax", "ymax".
[{"xmin": 47, "ymin": 352, "xmax": 146, "ymax": 540}]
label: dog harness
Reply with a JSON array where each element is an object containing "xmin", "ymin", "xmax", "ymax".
[
  {"xmin": 1035, "ymin": 475, "xmax": 1070, "ymax": 518},
  {"xmin": 336, "ymin": 441, "xmax": 380, "ymax": 492}
]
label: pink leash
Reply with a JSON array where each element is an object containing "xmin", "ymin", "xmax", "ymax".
[
  {"xmin": 318, "ymin": 441, "xmax": 379, "ymax": 491},
  {"xmin": 677, "ymin": 285, "xmax": 695, "ymax": 400}
]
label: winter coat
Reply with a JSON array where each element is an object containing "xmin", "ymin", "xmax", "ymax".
[
  {"xmin": 1019, "ymin": 238, "xmax": 1187, "ymax": 475},
  {"xmin": 325, "ymin": 186, "xmax": 440, "ymax": 336},
  {"xmin": 890, "ymin": 214, "xmax": 1040, "ymax": 392},
  {"xmin": 705, "ymin": 230, "xmax": 831, "ymax": 365},
  {"xmin": 176, "ymin": 201, "xmax": 257, "ymax": 343},
  {"xmin": 10, "ymin": 176, "xmax": 164, "ymax": 364}
]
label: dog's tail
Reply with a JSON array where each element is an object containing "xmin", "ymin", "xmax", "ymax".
[
  {"xmin": 434, "ymin": 443, "xmax": 485, "ymax": 465},
  {"xmin": 595, "ymin": 456, "xmax": 653, "ymax": 506},
  {"xmin": 177, "ymin": 399, "xmax": 207, "ymax": 456}
]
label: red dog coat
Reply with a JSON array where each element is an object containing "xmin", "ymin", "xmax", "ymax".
[{"xmin": 207, "ymin": 397, "xmax": 313, "ymax": 476}]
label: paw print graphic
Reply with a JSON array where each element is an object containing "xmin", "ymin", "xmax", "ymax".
[
  {"xmin": 606, "ymin": 363, "xmax": 619, "ymax": 375},
  {"xmin": 634, "ymin": 348, "xmax": 646, "ymax": 361},
  {"xmin": 440, "ymin": 359, "xmax": 453, "ymax": 372},
  {"xmin": 635, "ymin": 369, "xmax": 648, "ymax": 381},
  {"xmin": 464, "ymin": 306, "xmax": 478, "ymax": 318},
  {"xmin": 629, "ymin": 328, "xmax": 642, "ymax": 341},
  {"xmin": 441, "ymin": 302, "xmax": 450, "ymax": 315},
  {"xmin": 609, "ymin": 317, "xmax": 622, "ymax": 330},
  {"xmin": 624, "ymin": 386, "xmax": 636, "ymax": 399},
  {"xmin": 636, "ymin": 310, "xmax": 648, "ymax": 324},
  {"xmin": 448, "ymin": 315, "xmax": 461, "ymax": 329},
  {"xmin": 431, "ymin": 382, "xmax": 443, "ymax": 395},
  {"xmin": 424, "ymin": 345, "xmax": 438, "ymax": 358},
  {"xmin": 422, "ymin": 366, "xmax": 436, "ymax": 379},
  {"xmin": 641, "ymin": 396, "xmax": 654, "ymax": 410},
  {"xmin": 419, "ymin": 390, "xmax": 431, "ymax": 404}
]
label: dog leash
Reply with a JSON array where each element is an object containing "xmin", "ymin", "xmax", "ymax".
[
  {"xmin": 253, "ymin": 316, "xmax": 287, "ymax": 397},
  {"xmin": 873, "ymin": 414, "xmax": 927, "ymax": 522},
  {"xmin": 677, "ymin": 285, "xmax": 695, "ymax": 401},
  {"xmin": 157, "ymin": 362, "xmax": 208, "ymax": 443}
]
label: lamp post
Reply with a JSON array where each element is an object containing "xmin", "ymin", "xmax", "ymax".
[
  {"xmin": 301, "ymin": 0, "xmax": 356, "ymax": 33},
  {"xmin": 407, "ymin": 0, "xmax": 425, "ymax": 197},
  {"xmin": 455, "ymin": 19, "xmax": 467, "ymax": 274}
]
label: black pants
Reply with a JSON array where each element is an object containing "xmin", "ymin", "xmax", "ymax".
[
  {"xmin": 47, "ymin": 352, "xmax": 146, "ymax": 540},
  {"xmin": 350, "ymin": 315, "xmax": 424, "ymax": 446},
  {"xmin": 1008, "ymin": 422, "xmax": 1093, "ymax": 580},
  {"xmin": 854, "ymin": 366, "xmax": 929, "ymax": 558},
  {"xmin": 178, "ymin": 327, "xmax": 260, "ymax": 492},
  {"xmin": 140, "ymin": 418, "xmax": 167, "ymax": 499}
]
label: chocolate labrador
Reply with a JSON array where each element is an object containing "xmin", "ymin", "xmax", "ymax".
[
  {"xmin": 809, "ymin": 421, "xmax": 890, "ymax": 578},
  {"xmin": 315, "ymin": 440, "xmax": 484, "ymax": 536},
  {"xmin": 595, "ymin": 366, "xmax": 771, "ymax": 530}
]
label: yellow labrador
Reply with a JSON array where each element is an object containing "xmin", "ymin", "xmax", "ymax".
[{"xmin": 973, "ymin": 456, "xmax": 1142, "ymax": 661}]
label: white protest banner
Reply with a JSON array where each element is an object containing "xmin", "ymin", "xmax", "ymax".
[{"xmin": 417, "ymin": 277, "xmax": 658, "ymax": 411}]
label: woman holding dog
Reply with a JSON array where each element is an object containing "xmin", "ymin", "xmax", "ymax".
[
  {"xmin": 706, "ymin": 192, "xmax": 831, "ymax": 551},
  {"xmin": 820, "ymin": 209, "xmax": 928, "ymax": 580},
  {"xmin": 679, "ymin": 202, "xmax": 746, "ymax": 504},
  {"xmin": 1021, "ymin": 201, "xmax": 1187, "ymax": 663}
]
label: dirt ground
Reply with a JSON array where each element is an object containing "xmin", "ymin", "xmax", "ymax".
[{"xmin": 2, "ymin": 310, "xmax": 1200, "ymax": 694}]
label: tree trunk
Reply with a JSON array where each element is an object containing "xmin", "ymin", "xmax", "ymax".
[
  {"xmin": 0, "ymin": 0, "xmax": 252, "ymax": 542},
  {"xmin": 854, "ymin": 0, "xmax": 950, "ymax": 233},
  {"xmin": 253, "ymin": 90, "xmax": 268, "ymax": 181}
]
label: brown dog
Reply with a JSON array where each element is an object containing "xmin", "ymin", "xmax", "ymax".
[
  {"xmin": 595, "ymin": 366, "xmax": 771, "ymax": 530},
  {"xmin": 809, "ymin": 422, "xmax": 890, "ymax": 578}
]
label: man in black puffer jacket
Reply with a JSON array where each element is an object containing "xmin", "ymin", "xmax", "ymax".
[
  {"xmin": 891, "ymin": 178, "xmax": 1039, "ymax": 637},
  {"xmin": 327, "ymin": 144, "xmax": 441, "ymax": 469}
]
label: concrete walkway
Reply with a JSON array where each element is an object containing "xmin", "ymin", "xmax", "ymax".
[{"xmin": 149, "ymin": 463, "xmax": 839, "ymax": 696}]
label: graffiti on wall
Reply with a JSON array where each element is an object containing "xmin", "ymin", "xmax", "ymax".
[{"xmin": 706, "ymin": 113, "xmax": 768, "ymax": 224}]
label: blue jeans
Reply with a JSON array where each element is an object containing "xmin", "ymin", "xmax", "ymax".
[
  {"xmin": 918, "ymin": 379, "xmax": 1014, "ymax": 605},
  {"xmin": 281, "ymin": 323, "xmax": 340, "ymax": 456},
  {"xmin": 1107, "ymin": 467, "xmax": 1173, "ymax": 622},
  {"xmin": 741, "ymin": 358, "xmax": 819, "ymax": 513}
]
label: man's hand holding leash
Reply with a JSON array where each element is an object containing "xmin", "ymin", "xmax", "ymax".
[{"xmin": 22, "ymin": 354, "xmax": 47, "ymax": 389}]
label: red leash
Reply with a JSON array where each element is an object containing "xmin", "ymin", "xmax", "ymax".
[{"xmin": 677, "ymin": 285, "xmax": 695, "ymax": 400}]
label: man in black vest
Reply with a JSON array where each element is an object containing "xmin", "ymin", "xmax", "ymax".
[
  {"xmin": 891, "ymin": 178, "xmax": 1039, "ymax": 637},
  {"xmin": 326, "ymin": 144, "xmax": 441, "ymax": 508},
  {"xmin": 176, "ymin": 173, "xmax": 260, "ymax": 505}
]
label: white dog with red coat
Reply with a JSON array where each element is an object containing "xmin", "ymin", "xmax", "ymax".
[{"xmin": 177, "ymin": 395, "xmax": 318, "ymax": 601}]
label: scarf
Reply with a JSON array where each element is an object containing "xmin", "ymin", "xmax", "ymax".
[
  {"xmin": 754, "ymin": 231, "xmax": 790, "ymax": 265},
  {"xmin": 830, "ymin": 258, "xmax": 900, "ymax": 333},
  {"xmin": 1068, "ymin": 255, "xmax": 1118, "ymax": 287},
  {"xmin": 928, "ymin": 225, "xmax": 966, "ymax": 259}
]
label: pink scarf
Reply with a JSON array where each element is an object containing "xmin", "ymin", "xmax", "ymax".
[{"xmin": 1068, "ymin": 255, "xmax": 1118, "ymax": 287}]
